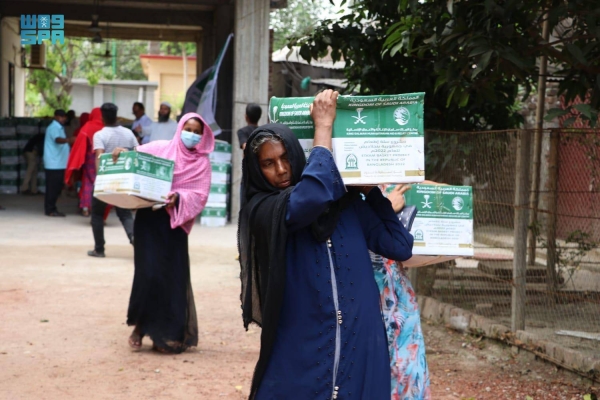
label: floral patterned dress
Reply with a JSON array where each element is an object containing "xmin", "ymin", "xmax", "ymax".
[{"xmin": 371, "ymin": 252, "xmax": 431, "ymax": 400}]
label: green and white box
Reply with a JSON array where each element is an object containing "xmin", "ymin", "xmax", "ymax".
[
  {"xmin": 269, "ymin": 93, "xmax": 425, "ymax": 184},
  {"xmin": 15, "ymin": 118, "xmax": 39, "ymax": 136},
  {"xmin": 94, "ymin": 151, "xmax": 174, "ymax": 209},
  {"xmin": 211, "ymin": 162, "xmax": 231, "ymax": 185},
  {"xmin": 201, "ymin": 206, "xmax": 227, "ymax": 227},
  {"xmin": 209, "ymin": 140, "xmax": 232, "ymax": 164},
  {"xmin": 0, "ymin": 120, "xmax": 16, "ymax": 138},
  {"xmin": 399, "ymin": 184, "xmax": 474, "ymax": 256},
  {"xmin": 207, "ymin": 183, "xmax": 229, "ymax": 205}
]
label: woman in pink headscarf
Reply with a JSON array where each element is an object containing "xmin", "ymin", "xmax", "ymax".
[{"xmin": 112, "ymin": 112, "xmax": 214, "ymax": 354}]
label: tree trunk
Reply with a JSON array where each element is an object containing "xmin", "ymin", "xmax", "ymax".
[{"xmin": 545, "ymin": 129, "xmax": 561, "ymax": 299}]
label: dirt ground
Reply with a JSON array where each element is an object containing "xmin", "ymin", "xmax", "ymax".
[{"xmin": 0, "ymin": 195, "xmax": 597, "ymax": 399}]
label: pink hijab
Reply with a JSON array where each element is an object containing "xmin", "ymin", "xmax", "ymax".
[{"xmin": 137, "ymin": 112, "xmax": 215, "ymax": 234}]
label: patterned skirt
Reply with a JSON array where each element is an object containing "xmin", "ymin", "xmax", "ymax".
[{"xmin": 370, "ymin": 252, "xmax": 431, "ymax": 400}]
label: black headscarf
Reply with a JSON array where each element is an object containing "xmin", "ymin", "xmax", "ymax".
[{"xmin": 238, "ymin": 124, "xmax": 357, "ymax": 399}]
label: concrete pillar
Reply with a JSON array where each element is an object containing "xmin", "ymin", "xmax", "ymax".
[
  {"xmin": 214, "ymin": 4, "xmax": 234, "ymax": 144},
  {"xmin": 145, "ymin": 86, "xmax": 155, "ymax": 120},
  {"xmin": 231, "ymin": 0, "xmax": 270, "ymax": 223},
  {"xmin": 0, "ymin": 16, "xmax": 3, "ymax": 116}
]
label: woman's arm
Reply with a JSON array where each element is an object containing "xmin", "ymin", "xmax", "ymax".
[
  {"xmin": 355, "ymin": 188, "xmax": 414, "ymax": 261},
  {"xmin": 286, "ymin": 90, "xmax": 346, "ymax": 232},
  {"xmin": 286, "ymin": 147, "xmax": 346, "ymax": 232}
]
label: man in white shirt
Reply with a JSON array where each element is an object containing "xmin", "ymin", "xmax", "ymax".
[
  {"xmin": 134, "ymin": 101, "xmax": 177, "ymax": 144},
  {"xmin": 131, "ymin": 102, "xmax": 152, "ymax": 143},
  {"xmin": 88, "ymin": 103, "xmax": 139, "ymax": 258}
]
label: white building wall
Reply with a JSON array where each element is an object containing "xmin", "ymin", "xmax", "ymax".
[
  {"xmin": 1, "ymin": 17, "xmax": 26, "ymax": 117},
  {"xmin": 53, "ymin": 79, "xmax": 157, "ymax": 121}
]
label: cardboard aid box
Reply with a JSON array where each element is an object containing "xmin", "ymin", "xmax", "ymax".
[
  {"xmin": 206, "ymin": 183, "xmax": 229, "ymax": 205},
  {"xmin": 209, "ymin": 140, "xmax": 232, "ymax": 164},
  {"xmin": 211, "ymin": 162, "xmax": 231, "ymax": 185},
  {"xmin": 93, "ymin": 151, "xmax": 174, "ymax": 209},
  {"xmin": 269, "ymin": 93, "xmax": 425, "ymax": 184},
  {"xmin": 201, "ymin": 206, "xmax": 227, "ymax": 227},
  {"xmin": 387, "ymin": 184, "xmax": 474, "ymax": 257}
]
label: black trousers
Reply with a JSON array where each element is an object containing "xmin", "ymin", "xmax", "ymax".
[
  {"xmin": 44, "ymin": 169, "xmax": 65, "ymax": 215},
  {"xmin": 91, "ymin": 196, "xmax": 134, "ymax": 253}
]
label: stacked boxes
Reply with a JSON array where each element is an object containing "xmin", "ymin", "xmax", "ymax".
[
  {"xmin": 16, "ymin": 118, "xmax": 44, "ymax": 193},
  {"xmin": 0, "ymin": 119, "xmax": 18, "ymax": 194},
  {"xmin": 0, "ymin": 118, "xmax": 50, "ymax": 194},
  {"xmin": 202, "ymin": 139, "xmax": 232, "ymax": 227}
]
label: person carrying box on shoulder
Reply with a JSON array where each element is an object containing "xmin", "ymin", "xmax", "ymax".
[{"xmin": 88, "ymin": 103, "xmax": 139, "ymax": 258}]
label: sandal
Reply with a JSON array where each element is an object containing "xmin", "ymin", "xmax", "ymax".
[
  {"xmin": 152, "ymin": 344, "xmax": 171, "ymax": 354},
  {"xmin": 128, "ymin": 331, "xmax": 143, "ymax": 350}
]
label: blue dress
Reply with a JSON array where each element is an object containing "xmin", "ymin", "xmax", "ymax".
[{"xmin": 256, "ymin": 147, "xmax": 414, "ymax": 400}]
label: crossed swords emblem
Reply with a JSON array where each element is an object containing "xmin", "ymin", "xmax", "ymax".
[
  {"xmin": 421, "ymin": 195, "xmax": 432, "ymax": 209},
  {"xmin": 352, "ymin": 108, "xmax": 367, "ymax": 124}
]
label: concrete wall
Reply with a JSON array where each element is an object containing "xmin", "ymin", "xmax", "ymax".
[
  {"xmin": 139, "ymin": 55, "xmax": 197, "ymax": 118},
  {"xmin": 0, "ymin": 17, "xmax": 26, "ymax": 117},
  {"xmin": 53, "ymin": 79, "xmax": 157, "ymax": 121},
  {"xmin": 231, "ymin": 0, "xmax": 271, "ymax": 222}
]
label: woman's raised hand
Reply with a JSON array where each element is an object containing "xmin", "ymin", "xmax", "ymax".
[
  {"xmin": 310, "ymin": 89, "xmax": 339, "ymax": 151},
  {"xmin": 310, "ymin": 89, "xmax": 338, "ymax": 129}
]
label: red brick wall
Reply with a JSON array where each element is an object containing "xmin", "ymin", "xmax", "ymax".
[{"xmin": 557, "ymin": 95, "xmax": 600, "ymax": 241}]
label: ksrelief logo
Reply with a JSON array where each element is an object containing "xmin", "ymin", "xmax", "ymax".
[
  {"xmin": 394, "ymin": 107, "xmax": 410, "ymax": 126},
  {"xmin": 345, "ymin": 154, "xmax": 358, "ymax": 170},
  {"xmin": 452, "ymin": 196, "xmax": 464, "ymax": 211}
]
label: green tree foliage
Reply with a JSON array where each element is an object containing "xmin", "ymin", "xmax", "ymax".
[
  {"xmin": 27, "ymin": 38, "xmax": 109, "ymax": 116},
  {"xmin": 160, "ymin": 42, "xmax": 196, "ymax": 56},
  {"xmin": 92, "ymin": 40, "xmax": 150, "ymax": 81},
  {"xmin": 291, "ymin": 0, "xmax": 600, "ymax": 183},
  {"xmin": 291, "ymin": 1, "xmax": 526, "ymax": 131},
  {"xmin": 386, "ymin": 0, "xmax": 600, "ymax": 127},
  {"xmin": 270, "ymin": 0, "xmax": 335, "ymax": 50},
  {"xmin": 293, "ymin": 0, "xmax": 600, "ymax": 128}
]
